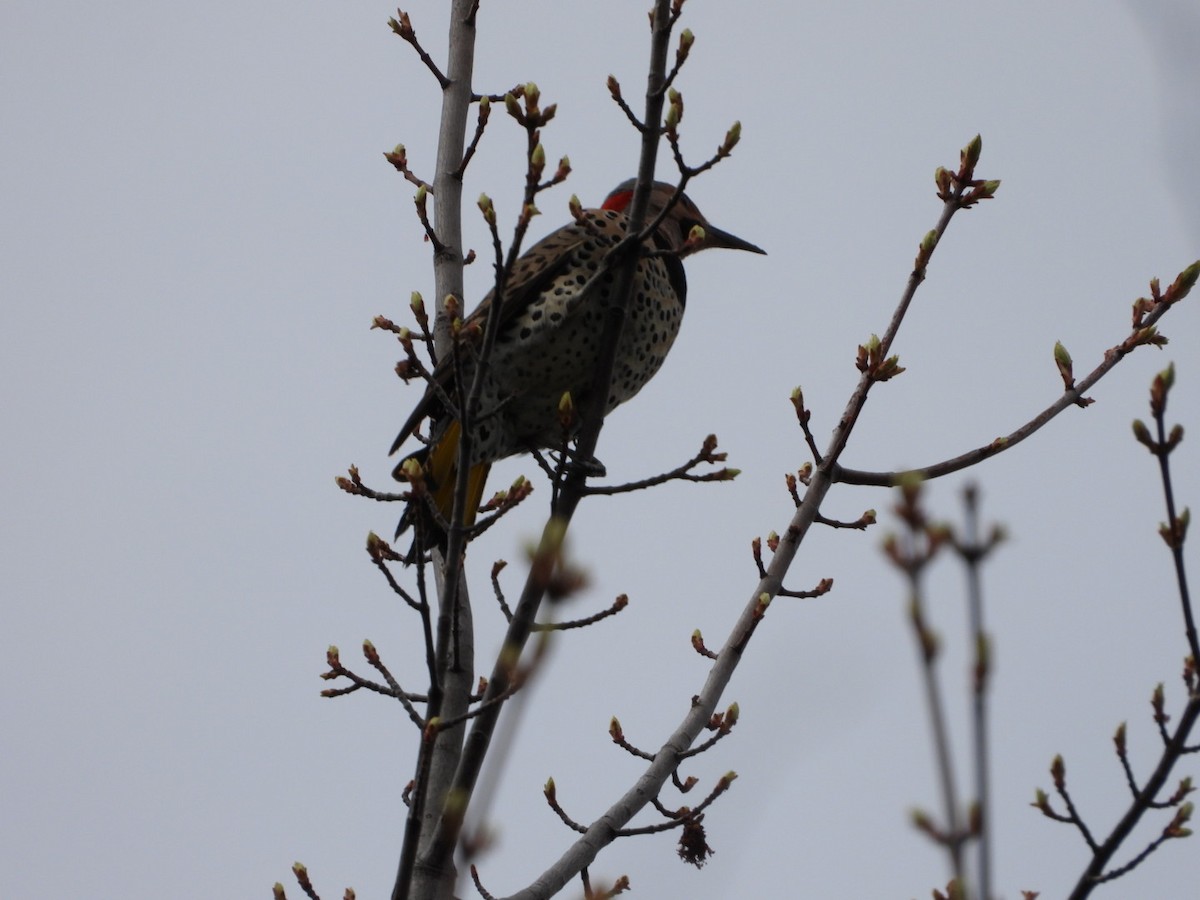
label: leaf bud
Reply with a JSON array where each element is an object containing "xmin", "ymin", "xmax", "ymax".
[
  {"xmin": 961, "ymin": 134, "xmax": 983, "ymax": 173},
  {"xmin": 722, "ymin": 120, "xmax": 742, "ymax": 154}
]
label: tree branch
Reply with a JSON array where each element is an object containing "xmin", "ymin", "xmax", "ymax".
[
  {"xmin": 421, "ymin": 0, "xmax": 680, "ymax": 887},
  {"xmin": 498, "ymin": 137, "xmax": 988, "ymax": 900},
  {"xmin": 392, "ymin": 3, "xmax": 479, "ymax": 899},
  {"xmin": 836, "ymin": 261, "xmax": 1198, "ymax": 487}
]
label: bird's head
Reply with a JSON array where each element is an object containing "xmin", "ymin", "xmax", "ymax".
[{"xmin": 601, "ymin": 179, "xmax": 766, "ymax": 258}]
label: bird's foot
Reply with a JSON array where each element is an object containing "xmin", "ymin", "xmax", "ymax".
[
  {"xmin": 571, "ymin": 454, "xmax": 607, "ymax": 478},
  {"xmin": 547, "ymin": 447, "xmax": 607, "ymax": 478}
]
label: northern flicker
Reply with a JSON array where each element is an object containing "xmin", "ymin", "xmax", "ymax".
[{"xmin": 390, "ymin": 179, "xmax": 765, "ymax": 551}]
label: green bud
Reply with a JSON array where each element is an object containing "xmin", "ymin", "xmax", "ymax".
[
  {"xmin": 477, "ymin": 193, "xmax": 495, "ymax": 225},
  {"xmin": 724, "ymin": 120, "xmax": 742, "ymax": 151},
  {"xmin": 1131, "ymin": 419, "xmax": 1153, "ymax": 447},
  {"xmin": 1159, "ymin": 362, "xmax": 1176, "ymax": 390},
  {"xmin": 962, "ymin": 134, "xmax": 983, "ymax": 170},
  {"xmin": 1051, "ymin": 754, "xmax": 1065, "ymax": 782},
  {"xmin": 1169, "ymin": 260, "xmax": 1200, "ymax": 301},
  {"xmin": 1053, "ymin": 341, "xmax": 1072, "ymax": 368}
]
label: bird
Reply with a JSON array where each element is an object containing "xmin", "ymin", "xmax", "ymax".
[{"xmin": 390, "ymin": 178, "xmax": 765, "ymax": 555}]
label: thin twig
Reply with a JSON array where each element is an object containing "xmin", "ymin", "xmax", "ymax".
[
  {"xmin": 383, "ymin": 144, "xmax": 433, "ymax": 192},
  {"xmin": 470, "ymin": 865, "xmax": 499, "ymax": 900},
  {"xmin": 615, "ymin": 774, "xmax": 734, "ymax": 836},
  {"xmin": 581, "ymin": 435, "xmax": 733, "ymax": 495},
  {"xmin": 893, "ymin": 488, "xmax": 965, "ymax": 883},
  {"xmin": 956, "ymin": 484, "xmax": 994, "ymax": 900},
  {"xmin": 389, "ymin": 11, "xmax": 450, "ymax": 88},
  {"xmin": 1147, "ymin": 368, "xmax": 1199, "ymax": 663},
  {"xmin": 836, "ymin": 262, "xmax": 1198, "ymax": 488},
  {"xmin": 456, "ymin": 97, "xmax": 492, "ymax": 177},
  {"xmin": 322, "ymin": 646, "xmax": 426, "ymax": 728},
  {"xmin": 605, "ymin": 76, "xmax": 647, "ymax": 134}
]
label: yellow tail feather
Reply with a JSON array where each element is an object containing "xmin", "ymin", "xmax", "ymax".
[{"xmin": 426, "ymin": 419, "xmax": 491, "ymax": 528}]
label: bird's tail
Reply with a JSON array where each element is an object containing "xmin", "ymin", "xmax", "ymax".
[{"xmin": 394, "ymin": 419, "xmax": 491, "ymax": 557}]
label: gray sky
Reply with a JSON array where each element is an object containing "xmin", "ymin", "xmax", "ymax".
[{"xmin": 3, "ymin": 1, "xmax": 1199, "ymax": 897}]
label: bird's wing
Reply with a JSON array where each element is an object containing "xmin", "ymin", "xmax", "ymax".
[
  {"xmin": 389, "ymin": 219, "xmax": 592, "ymax": 457},
  {"xmin": 469, "ymin": 219, "xmax": 591, "ymax": 332}
]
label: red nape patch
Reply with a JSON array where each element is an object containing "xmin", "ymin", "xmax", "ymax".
[{"xmin": 601, "ymin": 189, "xmax": 634, "ymax": 212}]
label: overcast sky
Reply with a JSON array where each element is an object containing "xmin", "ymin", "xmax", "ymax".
[{"xmin": 3, "ymin": 1, "xmax": 1199, "ymax": 898}]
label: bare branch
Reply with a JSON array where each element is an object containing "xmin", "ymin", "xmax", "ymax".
[
  {"xmin": 470, "ymin": 865, "xmax": 499, "ymax": 900},
  {"xmin": 388, "ymin": 10, "xmax": 450, "ymax": 88},
  {"xmin": 660, "ymin": 28, "xmax": 694, "ymax": 93},
  {"xmin": 606, "ymin": 75, "xmax": 647, "ymax": 134},
  {"xmin": 391, "ymin": 2, "xmax": 480, "ymax": 896},
  {"xmin": 790, "ymin": 386, "xmax": 823, "ymax": 465},
  {"xmin": 543, "ymin": 778, "xmax": 589, "ymax": 833},
  {"xmin": 776, "ymin": 577, "xmax": 834, "ymax": 600},
  {"xmin": 455, "ymin": 97, "xmax": 492, "ymax": 178},
  {"xmin": 383, "ymin": 144, "xmax": 433, "ymax": 192},
  {"xmin": 837, "ymin": 260, "xmax": 1198, "ymax": 488},
  {"xmin": 320, "ymin": 644, "xmax": 426, "ymax": 728},
  {"xmin": 581, "ymin": 434, "xmax": 736, "ymax": 495}
]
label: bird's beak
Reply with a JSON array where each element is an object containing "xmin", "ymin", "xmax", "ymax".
[{"xmin": 702, "ymin": 223, "xmax": 767, "ymax": 255}]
